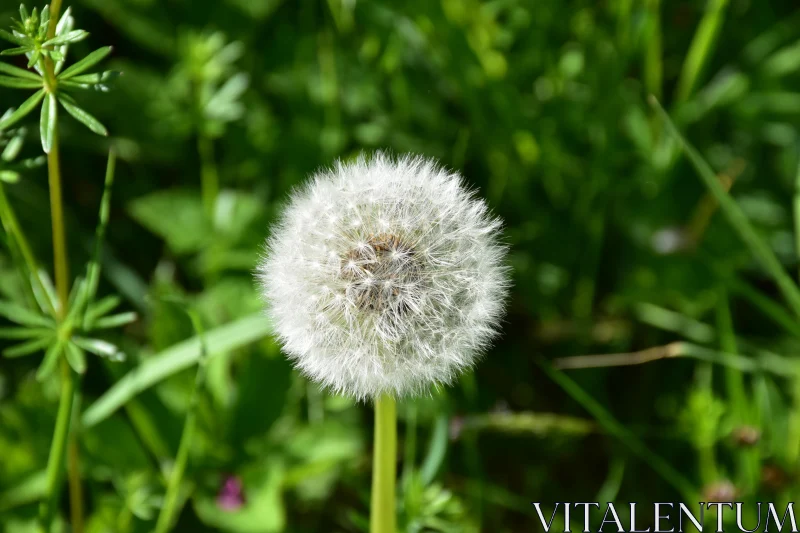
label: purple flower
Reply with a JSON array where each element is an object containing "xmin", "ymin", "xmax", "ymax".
[{"xmin": 216, "ymin": 475, "xmax": 245, "ymax": 511}]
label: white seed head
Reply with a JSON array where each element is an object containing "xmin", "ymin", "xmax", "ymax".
[{"xmin": 257, "ymin": 153, "xmax": 510, "ymax": 400}]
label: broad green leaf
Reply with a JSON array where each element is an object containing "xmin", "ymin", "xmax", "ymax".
[
  {"xmin": 58, "ymin": 94, "xmax": 107, "ymax": 136},
  {"xmin": 419, "ymin": 415, "xmax": 449, "ymax": 486},
  {"xmin": 83, "ymin": 313, "xmax": 272, "ymax": 427},
  {"xmin": 36, "ymin": 340, "xmax": 64, "ymax": 381},
  {"xmin": 0, "ymin": 300, "xmax": 54, "ymax": 327},
  {"xmin": 57, "ymin": 46, "xmax": 112, "ymax": 79},
  {"xmin": 44, "ymin": 29, "xmax": 88, "ymax": 47},
  {"xmin": 127, "ymin": 190, "xmax": 210, "ymax": 254},
  {"xmin": 92, "ymin": 312, "xmax": 137, "ymax": 330},
  {"xmin": 3, "ymin": 336, "xmax": 52, "ymax": 358},
  {"xmin": 39, "ymin": 92, "xmax": 57, "ymax": 153},
  {"xmin": 0, "ymin": 62, "xmax": 41, "ymax": 80},
  {"xmin": 0, "ymin": 75, "xmax": 42, "ymax": 89},
  {"xmin": 0, "ymin": 170, "xmax": 20, "ymax": 183},
  {"xmin": 0, "ymin": 89, "xmax": 44, "ymax": 130},
  {"xmin": 65, "ymin": 342, "xmax": 87, "ymax": 373}
]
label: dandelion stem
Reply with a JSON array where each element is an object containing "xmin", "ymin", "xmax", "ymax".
[{"xmin": 370, "ymin": 394, "xmax": 397, "ymax": 533}]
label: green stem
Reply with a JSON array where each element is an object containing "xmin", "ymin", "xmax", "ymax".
[
  {"xmin": 370, "ymin": 394, "xmax": 397, "ymax": 533},
  {"xmin": 198, "ymin": 135, "xmax": 219, "ymax": 220},
  {"xmin": 39, "ymin": 361, "xmax": 75, "ymax": 529},
  {"xmin": 40, "ymin": 2, "xmax": 84, "ymax": 527},
  {"xmin": 154, "ymin": 312, "xmax": 207, "ymax": 533},
  {"xmin": 643, "ymin": 0, "xmax": 663, "ymax": 99}
]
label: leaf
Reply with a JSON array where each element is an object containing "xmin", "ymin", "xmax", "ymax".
[
  {"xmin": 419, "ymin": 415, "xmax": 449, "ymax": 486},
  {"xmin": 0, "ymin": 170, "xmax": 20, "ymax": 183},
  {"xmin": 82, "ymin": 313, "xmax": 273, "ymax": 427},
  {"xmin": 0, "ymin": 89, "xmax": 44, "ymax": 130},
  {"xmin": 72, "ymin": 336, "xmax": 123, "ymax": 361},
  {"xmin": 127, "ymin": 190, "xmax": 211, "ymax": 254},
  {"xmin": 3, "ymin": 336, "xmax": 52, "ymax": 358},
  {"xmin": 64, "ymin": 342, "xmax": 87, "ymax": 374},
  {"xmin": 85, "ymin": 295, "xmax": 121, "ymax": 323},
  {"xmin": 57, "ymin": 94, "xmax": 107, "ymax": 136},
  {"xmin": 39, "ymin": 92, "xmax": 57, "ymax": 153},
  {"xmin": 44, "ymin": 29, "xmax": 88, "ymax": 47},
  {"xmin": 36, "ymin": 340, "xmax": 64, "ymax": 381},
  {"xmin": 1, "ymin": 130, "xmax": 24, "ymax": 161},
  {"xmin": 0, "ymin": 62, "xmax": 41, "ymax": 80},
  {"xmin": 57, "ymin": 46, "xmax": 112, "ymax": 79},
  {"xmin": 0, "ymin": 46, "xmax": 28, "ymax": 56},
  {"xmin": 0, "ymin": 29, "xmax": 25, "ymax": 45},
  {"xmin": 92, "ymin": 312, "xmax": 137, "ymax": 330},
  {"xmin": 0, "ymin": 300, "xmax": 54, "ymax": 327},
  {"xmin": 0, "ymin": 326, "xmax": 51, "ymax": 339},
  {"xmin": 0, "ymin": 75, "xmax": 42, "ymax": 89},
  {"xmin": 651, "ymin": 96, "xmax": 800, "ymax": 319}
]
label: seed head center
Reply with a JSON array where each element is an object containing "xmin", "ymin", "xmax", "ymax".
[{"xmin": 340, "ymin": 233, "xmax": 419, "ymax": 312}]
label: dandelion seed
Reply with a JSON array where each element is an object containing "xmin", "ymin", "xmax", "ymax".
[{"xmin": 257, "ymin": 152, "xmax": 510, "ymax": 400}]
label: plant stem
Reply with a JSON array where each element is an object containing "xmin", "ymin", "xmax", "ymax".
[
  {"xmin": 40, "ymin": 1, "xmax": 84, "ymax": 528},
  {"xmin": 154, "ymin": 311, "xmax": 208, "ymax": 533},
  {"xmin": 40, "ymin": 360, "xmax": 75, "ymax": 529},
  {"xmin": 197, "ymin": 135, "xmax": 219, "ymax": 220},
  {"xmin": 370, "ymin": 394, "xmax": 397, "ymax": 533}
]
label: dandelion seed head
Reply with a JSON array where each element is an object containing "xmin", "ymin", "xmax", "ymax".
[{"xmin": 257, "ymin": 152, "xmax": 510, "ymax": 400}]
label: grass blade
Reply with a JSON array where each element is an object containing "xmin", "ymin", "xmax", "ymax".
[
  {"xmin": 651, "ymin": 96, "xmax": 800, "ymax": 318},
  {"xmin": 82, "ymin": 313, "xmax": 272, "ymax": 427},
  {"xmin": 537, "ymin": 358, "xmax": 696, "ymax": 499}
]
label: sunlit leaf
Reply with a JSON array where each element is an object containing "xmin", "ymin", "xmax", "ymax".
[
  {"xmin": 65, "ymin": 342, "xmax": 87, "ymax": 373},
  {"xmin": 0, "ymin": 75, "xmax": 42, "ymax": 89},
  {"xmin": 3, "ymin": 336, "xmax": 52, "ymax": 358},
  {"xmin": 0, "ymin": 300, "xmax": 54, "ymax": 327},
  {"xmin": 0, "ymin": 61, "xmax": 41, "ymax": 80},
  {"xmin": 44, "ymin": 29, "xmax": 88, "ymax": 47},
  {"xmin": 36, "ymin": 340, "xmax": 64, "ymax": 381},
  {"xmin": 92, "ymin": 312, "xmax": 137, "ymax": 330},
  {"xmin": 0, "ymin": 89, "xmax": 44, "ymax": 130},
  {"xmin": 57, "ymin": 46, "xmax": 112, "ymax": 79},
  {"xmin": 58, "ymin": 93, "xmax": 108, "ymax": 136},
  {"xmin": 39, "ymin": 92, "xmax": 57, "ymax": 153}
]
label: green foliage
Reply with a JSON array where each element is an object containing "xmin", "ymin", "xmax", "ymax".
[{"xmin": 4, "ymin": 0, "xmax": 800, "ymax": 532}]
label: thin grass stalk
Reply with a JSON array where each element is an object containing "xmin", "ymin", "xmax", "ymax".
[
  {"xmin": 153, "ymin": 312, "xmax": 208, "ymax": 533},
  {"xmin": 651, "ymin": 97, "xmax": 800, "ymax": 319},
  {"xmin": 644, "ymin": 0, "xmax": 663, "ymax": 99},
  {"xmin": 370, "ymin": 394, "xmax": 397, "ymax": 533}
]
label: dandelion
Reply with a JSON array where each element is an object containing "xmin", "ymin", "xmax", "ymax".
[{"xmin": 256, "ymin": 152, "xmax": 509, "ymax": 533}]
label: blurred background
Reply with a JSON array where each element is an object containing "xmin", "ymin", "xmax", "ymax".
[{"xmin": 2, "ymin": 0, "xmax": 800, "ymax": 531}]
